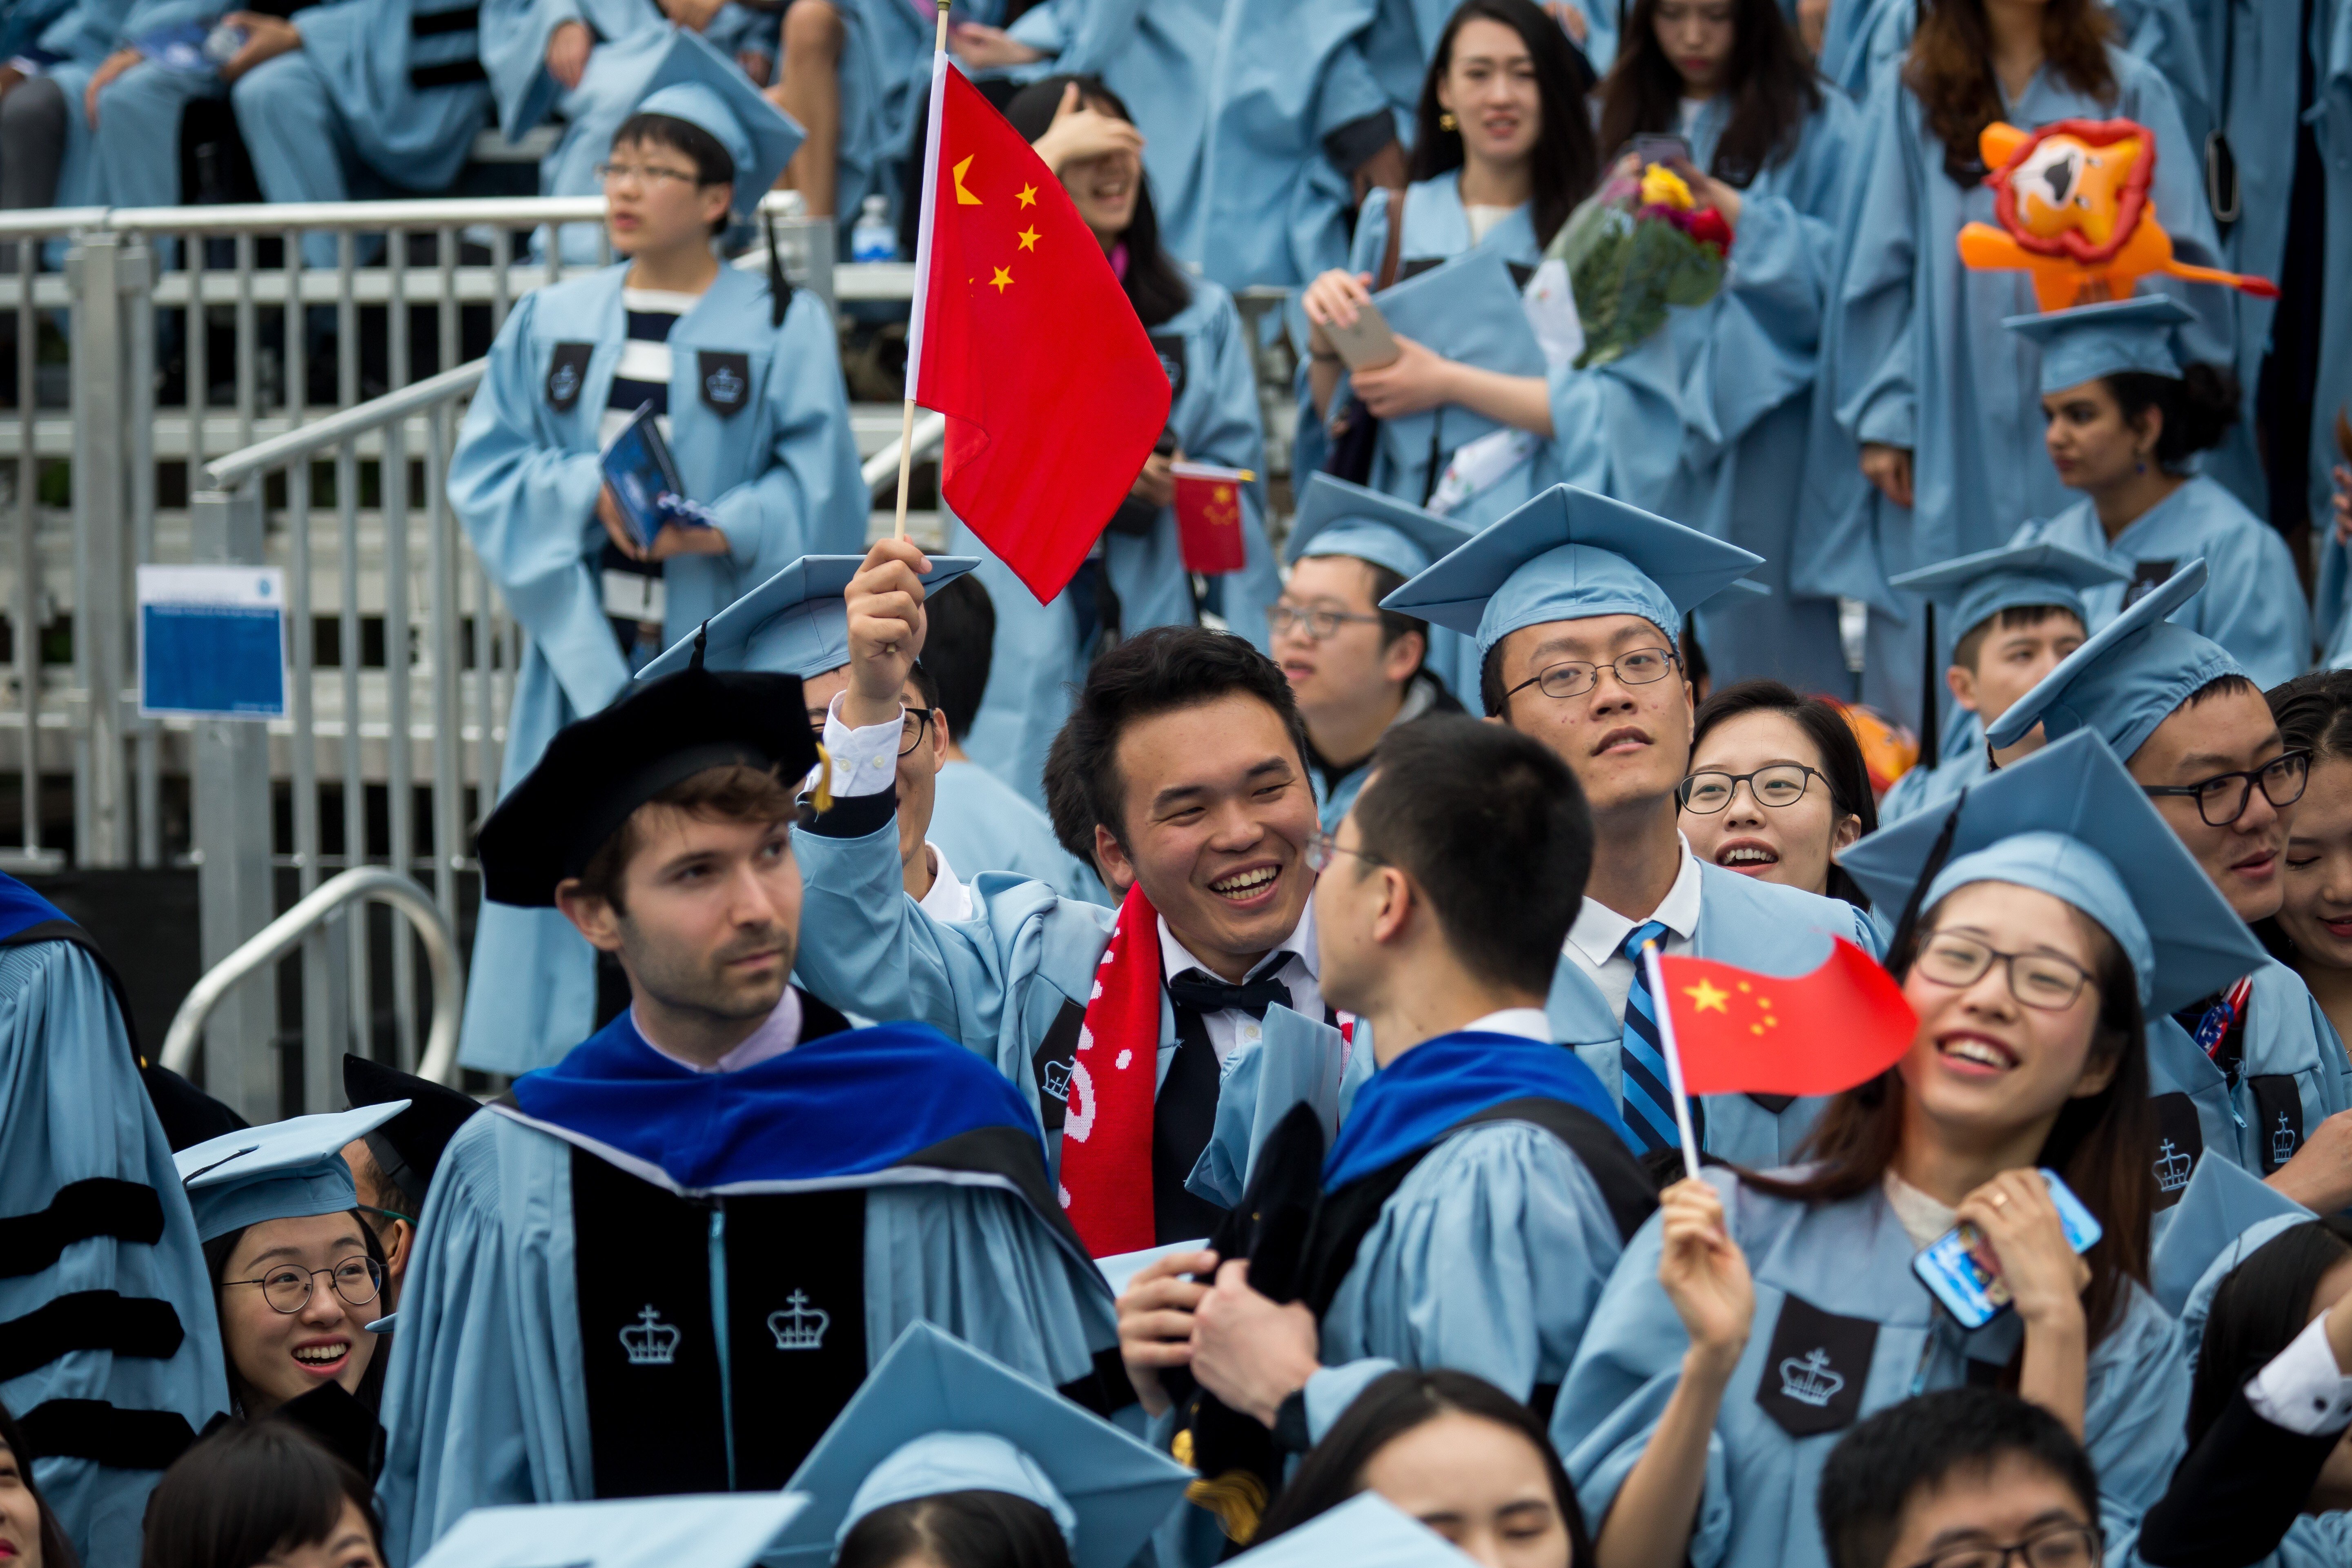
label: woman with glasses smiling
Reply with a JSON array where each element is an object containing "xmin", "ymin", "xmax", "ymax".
[
  {"xmin": 1678, "ymin": 679, "xmax": 1876, "ymax": 906},
  {"xmin": 1554, "ymin": 734, "xmax": 2233, "ymax": 1568}
]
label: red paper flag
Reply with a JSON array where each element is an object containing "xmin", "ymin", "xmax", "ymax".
[
  {"xmin": 1656, "ymin": 938, "xmax": 1917, "ymax": 1098},
  {"xmin": 1057, "ymin": 881, "xmax": 1163, "ymax": 1256},
  {"xmin": 907, "ymin": 59, "xmax": 1172, "ymax": 604},
  {"xmin": 1172, "ymin": 461, "xmax": 1252, "ymax": 575}
]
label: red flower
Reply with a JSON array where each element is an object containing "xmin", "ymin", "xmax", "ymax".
[{"xmin": 1685, "ymin": 206, "xmax": 1734, "ymax": 253}]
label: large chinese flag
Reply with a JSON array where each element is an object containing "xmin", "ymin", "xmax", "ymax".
[
  {"xmin": 1657, "ymin": 938, "xmax": 1917, "ymax": 1098},
  {"xmin": 907, "ymin": 59, "xmax": 1172, "ymax": 603}
]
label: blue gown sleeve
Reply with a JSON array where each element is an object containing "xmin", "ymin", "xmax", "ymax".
[
  {"xmin": 2080, "ymin": 1285, "xmax": 2193, "ymax": 1514},
  {"xmin": 1185, "ymin": 1003, "xmax": 1350, "ymax": 1209},
  {"xmin": 1546, "ymin": 327, "xmax": 1693, "ymax": 514},
  {"xmin": 701, "ymin": 289, "xmax": 870, "ymax": 583},
  {"xmin": 1829, "ymin": 76, "xmax": 1922, "ymax": 453},
  {"xmin": 1317, "ymin": 1124, "xmax": 1633, "ymax": 1407},
  {"xmin": 478, "ymin": 0, "xmax": 574, "ymax": 135},
  {"xmin": 448, "ymin": 291, "xmax": 633, "ymax": 720}
]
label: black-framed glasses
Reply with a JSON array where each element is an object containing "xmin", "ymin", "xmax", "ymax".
[
  {"xmin": 592, "ymin": 161, "xmax": 702, "ymax": 188},
  {"xmin": 223, "ymin": 1255, "xmax": 384, "ymax": 1315},
  {"xmin": 1914, "ymin": 930, "xmax": 2096, "ymax": 1012},
  {"xmin": 1265, "ymin": 603, "xmax": 1382, "ymax": 641},
  {"xmin": 1677, "ymin": 764, "xmax": 1826, "ymax": 814},
  {"xmin": 355, "ymin": 1202, "xmax": 414, "ymax": 1230},
  {"xmin": 1905, "ymin": 1523, "xmax": 2101, "ymax": 1568},
  {"xmin": 1502, "ymin": 646, "xmax": 1678, "ymax": 703},
  {"xmin": 897, "ymin": 706, "xmax": 938, "ymax": 757},
  {"xmin": 1305, "ymin": 829, "xmax": 1383, "ymax": 874},
  {"xmin": 2141, "ymin": 748, "xmax": 2309, "ymax": 826}
]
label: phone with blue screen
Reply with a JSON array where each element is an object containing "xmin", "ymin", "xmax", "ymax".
[{"xmin": 1910, "ymin": 1169, "xmax": 2103, "ymax": 1330}]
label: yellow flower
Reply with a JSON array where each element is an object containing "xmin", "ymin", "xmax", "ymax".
[{"xmin": 1639, "ymin": 163, "xmax": 1695, "ymax": 209}]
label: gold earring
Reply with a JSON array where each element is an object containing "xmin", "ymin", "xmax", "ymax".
[{"xmin": 1439, "ymin": 111, "xmax": 1458, "ymax": 131}]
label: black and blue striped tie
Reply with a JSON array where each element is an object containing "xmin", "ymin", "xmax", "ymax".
[{"xmin": 1618, "ymin": 921, "xmax": 1682, "ymax": 1154}]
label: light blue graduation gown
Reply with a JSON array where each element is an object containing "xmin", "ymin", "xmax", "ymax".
[
  {"xmin": 928, "ymin": 759, "xmax": 1111, "ymax": 907},
  {"xmin": 1875, "ymin": 728, "xmax": 1991, "ymax": 826},
  {"xmin": 2012, "ymin": 479, "xmax": 2310, "ymax": 689},
  {"xmin": 1666, "ymin": 94, "xmax": 1860, "ymax": 695},
  {"xmin": 954, "ymin": 275, "xmax": 1276, "ymax": 809},
  {"xmin": 1802, "ymin": 52, "xmax": 2231, "ymax": 725},
  {"xmin": 1553, "ymin": 1167, "xmax": 2189, "ymax": 1568},
  {"xmin": 51, "ymin": 0, "xmax": 234, "ymax": 219},
  {"xmin": 800, "ymin": 0, "xmax": 1006, "ymax": 245},
  {"xmin": 448, "ymin": 263, "xmax": 866, "ymax": 1075},
  {"xmin": 374, "ymin": 1096, "xmax": 1116, "ymax": 1564},
  {"xmin": 2142, "ymin": 960, "xmax": 2352, "ymax": 1192},
  {"xmin": 1544, "ymin": 862, "xmax": 1885, "ymax": 1169},
  {"xmin": 229, "ymin": 0, "xmax": 493, "ymax": 269},
  {"xmin": 0, "ymin": 940, "xmax": 228, "ymax": 1568}
]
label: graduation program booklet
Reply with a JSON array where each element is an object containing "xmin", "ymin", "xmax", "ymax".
[{"xmin": 598, "ymin": 402, "xmax": 695, "ymax": 551}]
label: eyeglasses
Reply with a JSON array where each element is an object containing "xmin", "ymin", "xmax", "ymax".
[
  {"xmin": 2141, "ymin": 748, "xmax": 2310, "ymax": 826},
  {"xmin": 223, "ymin": 1255, "xmax": 384, "ymax": 1315},
  {"xmin": 594, "ymin": 161, "xmax": 704, "ymax": 189},
  {"xmin": 1677, "ymin": 764, "xmax": 1826, "ymax": 813},
  {"xmin": 1913, "ymin": 931, "xmax": 2096, "ymax": 1011},
  {"xmin": 1905, "ymin": 1523, "xmax": 2101, "ymax": 1568},
  {"xmin": 1304, "ymin": 828, "xmax": 1383, "ymax": 874},
  {"xmin": 355, "ymin": 1202, "xmax": 414, "ymax": 1230},
  {"xmin": 1501, "ymin": 647, "xmax": 1678, "ymax": 703},
  {"xmin": 1266, "ymin": 603, "xmax": 1382, "ymax": 641},
  {"xmin": 801, "ymin": 706, "xmax": 938, "ymax": 757}
]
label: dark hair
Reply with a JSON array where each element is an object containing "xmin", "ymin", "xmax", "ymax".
[
  {"xmin": 610, "ymin": 111, "xmax": 737, "ymax": 237},
  {"xmin": 1750, "ymin": 898, "xmax": 2153, "ymax": 1350},
  {"xmin": 1951, "ymin": 604, "xmax": 2085, "ymax": 673},
  {"xmin": 908, "ymin": 659, "xmax": 944, "ymax": 716},
  {"xmin": 1817, "ymin": 1388, "xmax": 2099, "ymax": 1568},
  {"xmin": 204, "ymin": 1211, "xmax": 390, "ymax": 1420},
  {"xmin": 1905, "ymin": 0, "xmax": 2115, "ymax": 185},
  {"xmin": 140, "ymin": 1421, "xmax": 381, "ymax": 1568},
  {"xmin": 1410, "ymin": 0, "xmax": 1599, "ymax": 248},
  {"xmin": 0, "ymin": 1400, "xmax": 82, "ymax": 1568},
  {"xmin": 1352, "ymin": 715, "xmax": 1592, "ymax": 994},
  {"xmin": 1598, "ymin": 0, "xmax": 1824, "ymax": 187},
  {"xmin": 573, "ymin": 762, "xmax": 797, "ymax": 914},
  {"xmin": 2184, "ymin": 671, "xmax": 2262, "ymax": 712},
  {"xmin": 1689, "ymin": 680, "xmax": 1878, "ymax": 907},
  {"xmin": 2102, "ymin": 363, "xmax": 2244, "ymax": 472},
  {"xmin": 1254, "ymin": 1369, "xmax": 1593, "ymax": 1558},
  {"xmin": 1002, "ymin": 76, "xmax": 1192, "ymax": 329},
  {"xmin": 925, "ymin": 575, "xmax": 998, "ymax": 743},
  {"xmin": 2270, "ymin": 668, "xmax": 2352, "ymax": 759},
  {"xmin": 835, "ymin": 1490, "xmax": 1073, "ymax": 1568},
  {"xmin": 1043, "ymin": 625, "xmax": 1312, "ymax": 864},
  {"xmin": 2187, "ymin": 1216, "xmax": 2352, "ymax": 1448}
]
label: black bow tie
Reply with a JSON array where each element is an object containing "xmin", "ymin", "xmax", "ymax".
[{"xmin": 1166, "ymin": 969, "xmax": 1294, "ymax": 1020}]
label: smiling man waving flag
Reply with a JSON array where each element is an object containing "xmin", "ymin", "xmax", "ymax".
[{"xmin": 904, "ymin": 52, "xmax": 1172, "ymax": 604}]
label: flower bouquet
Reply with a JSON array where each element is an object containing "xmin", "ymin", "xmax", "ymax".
[{"xmin": 1546, "ymin": 163, "xmax": 1733, "ymax": 369}]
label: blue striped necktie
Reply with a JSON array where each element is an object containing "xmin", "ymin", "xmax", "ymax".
[{"xmin": 1618, "ymin": 921, "xmax": 1682, "ymax": 1154}]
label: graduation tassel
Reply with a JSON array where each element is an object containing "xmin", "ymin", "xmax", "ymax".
[
  {"xmin": 689, "ymin": 620, "xmax": 710, "ymax": 671},
  {"xmin": 1917, "ymin": 601, "xmax": 1939, "ymax": 771},
  {"xmin": 763, "ymin": 208, "xmax": 793, "ymax": 327},
  {"xmin": 1884, "ymin": 791, "xmax": 1969, "ymax": 964},
  {"xmin": 1640, "ymin": 939, "xmax": 1705, "ymax": 1181}
]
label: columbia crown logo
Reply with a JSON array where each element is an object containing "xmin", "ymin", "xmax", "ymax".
[
  {"xmin": 548, "ymin": 363, "xmax": 580, "ymax": 403},
  {"xmin": 619, "ymin": 1305, "xmax": 681, "ymax": 1366},
  {"xmin": 768, "ymin": 1290, "xmax": 830, "ymax": 1351},
  {"xmin": 1778, "ymin": 1348, "xmax": 1844, "ymax": 1408},
  {"xmin": 2153, "ymin": 1137, "xmax": 2193, "ymax": 1193},
  {"xmin": 2273, "ymin": 1112, "xmax": 2300, "ymax": 1166},
  {"xmin": 1041, "ymin": 1059, "xmax": 1072, "ymax": 1102},
  {"xmin": 706, "ymin": 365, "xmax": 745, "ymax": 405}
]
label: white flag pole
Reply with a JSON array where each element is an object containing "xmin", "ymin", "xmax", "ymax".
[
  {"xmin": 1642, "ymin": 939, "xmax": 1703, "ymax": 1178},
  {"xmin": 896, "ymin": 6, "xmax": 952, "ymax": 542}
]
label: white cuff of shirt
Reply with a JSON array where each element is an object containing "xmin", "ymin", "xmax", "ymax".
[
  {"xmin": 2247, "ymin": 1311, "xmax": 2352, "ymax": 1436},
  {"xmin": 821, "ymin": 692, "xmax": 903, "ymax": 799}
]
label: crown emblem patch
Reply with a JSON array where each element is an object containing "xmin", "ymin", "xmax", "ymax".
[
  {"xmin": 1778, "ymin": 1348, "xmax": 1844, "ymax": 1408},
  {"xmin": 2153, "ymin": 1137, "xmax": 2193, "ymax": 1193},
  {"xmin": 768, "ymin": 1290, "xmax": 831, "ymax": 1351},
  {"xmin": 620, "ymin": 1305, "xmax": 682, "ymax": 1366},
  {"xmin": 1041, "ymin": 1058, "xmax": 1072, "ymax": 1102},
  {"xmin": 1756, "ymin": 1293, "xmax": 1874, "ymax": 1436},
  {"xmin": 698, "ymin": 350, "xmax": 751, "ymax": 414},
  {"xmin": 2272, "ymin": 1111, "xmax": 2300, "ymax": 1167}
]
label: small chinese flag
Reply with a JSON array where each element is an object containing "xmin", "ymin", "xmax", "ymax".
[
  {"xmin": 1657, "ymin": 938, "xmax": 1917, "ymax": 1098},
  {"xmin": 907, "ymin": 58, "xmax": 1172, "ymax": 604},
  {"xmin": 1172, "ymin": 461, "xmax": 1253, "ymax": 575}
]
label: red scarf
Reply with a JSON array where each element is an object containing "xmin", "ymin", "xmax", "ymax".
[{"xmin": 1059, "ymin": 881, "xmax": 1163, "ymax": 1256}]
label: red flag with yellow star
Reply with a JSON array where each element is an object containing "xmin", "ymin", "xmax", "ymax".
[
  {"xmin": 906, "ymin": 59, "xmax": 1172, "ymax": 603},
  {"xmin": 1171, "ymin": 460, "xmax": 1252, "ymax": 574},
  {"xmin": 1656, "ymin": 938, "xmax": 1917, "ymax": 1097}
]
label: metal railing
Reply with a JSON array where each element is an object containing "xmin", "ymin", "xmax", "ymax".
[{"xmin": 162, "ymin": 866, "xmax": 465, "ymax": 1100}]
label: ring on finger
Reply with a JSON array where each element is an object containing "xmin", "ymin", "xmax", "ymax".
[{"xmin": 1990, "ymin": 1192, "xmax": 2009, "ymax": 1209}]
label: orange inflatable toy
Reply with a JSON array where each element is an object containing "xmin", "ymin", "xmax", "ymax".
[{"xmin": 1956, "ymin": 119, "xmax": 2278, "ymax": 310}]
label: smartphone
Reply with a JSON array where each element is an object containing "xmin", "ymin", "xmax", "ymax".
[
  {"xmin": 1323, "ymin": 300, "xmax": 1401, "ymax": 372},
  {"xmin": 1910, "ymin": 1169, "xmax": 2103, "ymax": 1330},
  {"xmin": 1626, "ymin": 133, "xmax": 1695, "ymax": 168}
]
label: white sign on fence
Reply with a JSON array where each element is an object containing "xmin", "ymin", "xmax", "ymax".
[{"xmin": 137, "ymin": 565, "xmax": 290, "ymax": 720}]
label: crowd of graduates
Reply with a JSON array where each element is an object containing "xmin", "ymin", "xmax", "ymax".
[{"xmin": 8, "ymin": 0, "xmax": 2352, "ymax": 1566}]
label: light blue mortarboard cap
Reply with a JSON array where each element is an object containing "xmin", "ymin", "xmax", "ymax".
[
  {"xmin": 1380, "ymin": 483, "xmax": 1761, "ymax": 656},
  {"xmin": 174, "ymin": 1102, "xmax": 408, "ymax": 1243},
  {"xmin": 1837, "ymin": 730, "xmax": 2266, "ymax": 1012},
  {"xmin": 1887, "ymin": 540, "xmax": 2129, "ymax": 640},
  {"xmin": 772, "ymin": 1323, "xmax": 1192, "ymax": 1568},
  {"xmin": 1982, "ymin": 561, "xmax": 2238, "ymax": 759},
  {"xmin": 637, "ymin": 553, "xmax": 980, "ymax": 683},
  {"xmin": 629, "ymin": 30, "xmax": 807, "ymax": 218},
  {"xmin": 1227, "ymin": 1494, "xmax": 1478, "ymax": 1568},
  {"xmin": 2002, "ymin": 295, "xmax": 2195, "ymax": 395},
  {"xmin": 1286, "ymin": 473, "xmax": 1476, "ymax": 580},
  {"xmin": 408, "ymin": 1493, "xmax": 809, "ymax": 1568}
]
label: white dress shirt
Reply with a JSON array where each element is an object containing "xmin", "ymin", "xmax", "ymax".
[
  {"xmin": 918, "ymin": 842, "xmax": 973, "ymax": 922},
  {"xmin": 1157, "ymin": 899, "xmax": 1324, "ymax": 1074},
  {"xmin": 1563, "ymin": 834, "xmax": 1706, "ymax": 1024},
  {"xmin": 2248, "ymin": 1310, "xmax": 2352, "ymax": 1435},
  {"xmin": 633, "ymin": 987, "xmax": 804, "ymax": 1075},
  {"xmin": 1458, "ymin": 1007, "xmax": 1553, "ymax": 1041}
]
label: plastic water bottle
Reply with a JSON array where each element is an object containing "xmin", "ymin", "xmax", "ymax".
[
  {"xmin": 850, "ymin": 196, "xmax": 895, "ymax": 264},
  {"xmin": 202, "ymin": 22, "xmax": 246, "ymax": 63}
]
